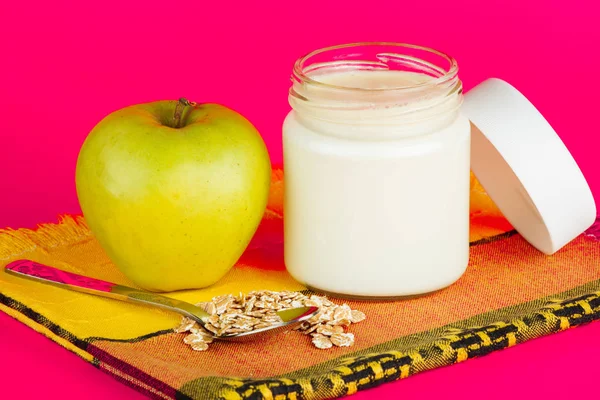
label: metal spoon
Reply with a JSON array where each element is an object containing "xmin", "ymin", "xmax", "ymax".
[{"xmin": 4, "ymin": 260, "xmax": 318, "ymax": 342}]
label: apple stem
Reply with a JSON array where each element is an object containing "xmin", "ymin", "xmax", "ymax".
[{"xmin": 173, "ymin": 98, "xmax": 196, "ymax": 128}]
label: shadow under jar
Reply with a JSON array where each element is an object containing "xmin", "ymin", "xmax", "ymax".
[{"xmin": 283, "ymin": 42, "xmax": 470, "ymax": 299}]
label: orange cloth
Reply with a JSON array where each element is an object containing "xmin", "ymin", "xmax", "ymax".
[{"xmin": 1, "ymin": 170, "xmax": 599, "ymax": 399}]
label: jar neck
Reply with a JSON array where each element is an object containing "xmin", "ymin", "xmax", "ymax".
[{"xmin": 288, "ymin": 43, "xmax": 463, "ymax": 140}]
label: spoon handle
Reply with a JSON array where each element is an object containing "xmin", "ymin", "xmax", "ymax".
[{"xmin": 4, "ymin": 260, "xmax": 209, "ymax": 320}]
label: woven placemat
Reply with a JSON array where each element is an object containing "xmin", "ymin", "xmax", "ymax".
[{"xmin": 1, "ymin": 170, "xmax": 599, "ymax": 399}]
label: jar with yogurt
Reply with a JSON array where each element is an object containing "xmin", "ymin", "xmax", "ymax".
[{"xmin": 283, "ymin": 42, "xmax": 470, "ymax": 298}]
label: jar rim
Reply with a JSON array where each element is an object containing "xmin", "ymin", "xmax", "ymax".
[{"xmin": 292, "ymin": 42, "xmax": 459, "ymax": 92}]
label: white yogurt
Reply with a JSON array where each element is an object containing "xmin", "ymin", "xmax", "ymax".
[{"xmin": 283, "ymin": 44, "xmax": 471, "ymax": 298}]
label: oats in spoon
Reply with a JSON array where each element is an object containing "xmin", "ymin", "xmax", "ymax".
[{"xmin": 174, "ymin": 291, "xmax": 366, "ymax": 351}]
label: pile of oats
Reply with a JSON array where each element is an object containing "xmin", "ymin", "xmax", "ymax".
[{"xmin": 174, "ymin": 290, "xmax": 366, "ymax": 351}]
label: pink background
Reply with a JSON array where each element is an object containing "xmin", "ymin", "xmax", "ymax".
[{"xmin": 1, "ymin": 0, "xmax": 599, "ymax": 398}]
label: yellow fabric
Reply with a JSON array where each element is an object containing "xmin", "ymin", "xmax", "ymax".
[
  {"xmin": 0, "ymin": 217, "xmax": 305, "ymax": 341},
  {"xmin": 0, "ymin": 301, "xmax": 95, "ymax": 362}
]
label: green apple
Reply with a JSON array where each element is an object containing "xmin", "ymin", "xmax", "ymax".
[{"xmin": 75, "ymin": 99, "xmax": 271, "ymax": 292}]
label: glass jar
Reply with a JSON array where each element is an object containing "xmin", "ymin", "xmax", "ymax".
[{"xmin": 283, "ymin": 43, "xmax": 470, "ymax": 298}]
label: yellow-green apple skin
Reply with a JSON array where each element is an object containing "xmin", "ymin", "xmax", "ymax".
[{"xmin": 75, "ymin": 100, "xmax": 271, "ymax": 292}]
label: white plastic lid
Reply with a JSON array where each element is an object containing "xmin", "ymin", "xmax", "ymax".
[{"xmin": 463, "ymin": 78, "xmax": 596, "ymax": 255}]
